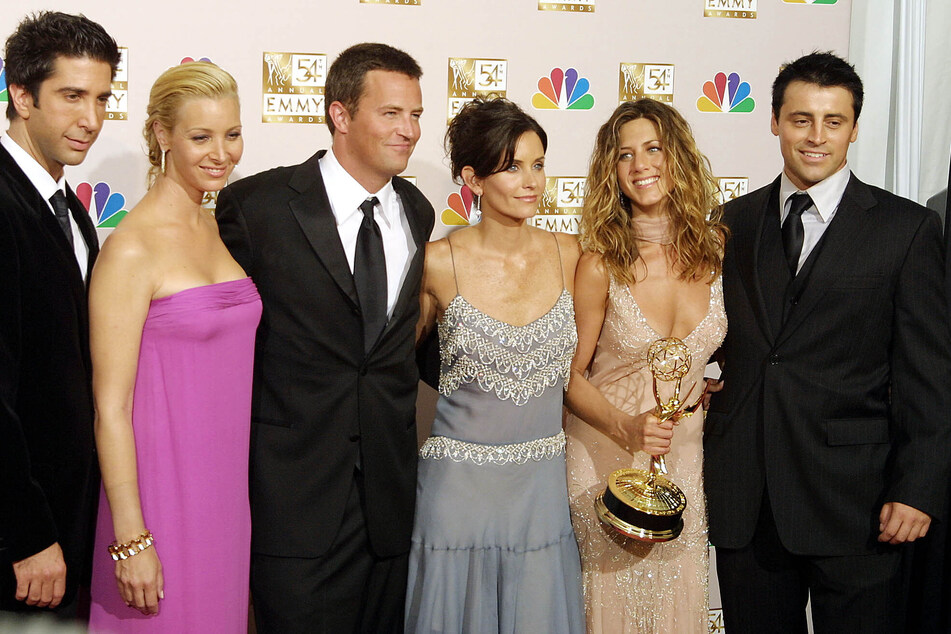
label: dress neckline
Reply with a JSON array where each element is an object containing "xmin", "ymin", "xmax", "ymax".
[
  {"xmin": 620, "ymin": 277, "xmax": 716, "ymax": 344},
  {"xmin": 443, "ymin": 288, "xmax": 572, "ymax": 329},
  {"xmin": 152, "ymin": 277, "xmax": 252, "ymax": 303}
]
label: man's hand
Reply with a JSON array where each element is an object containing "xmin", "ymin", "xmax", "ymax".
[
  {"xmin": 879, "ymin": 502, "xmax": 931, "ymax": 544},
  {"xmin": 12, "ymin": 542, "xmax": 66, "ymax": 608},
  {"xmin": 702, "ymin": 378, "xmax": 723, "ymax": 410}
]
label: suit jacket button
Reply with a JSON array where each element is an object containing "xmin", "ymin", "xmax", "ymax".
[
  {"xmin": 360, "ymin": 367, "xmax": 368, "ymax": 376},
  {"xmin": 349, "ymin": 434, "xmax": 360, "ymax": 442},
  {"xmin": 769, "ymin": 353, "xmax": 780, "ymax": 365}
]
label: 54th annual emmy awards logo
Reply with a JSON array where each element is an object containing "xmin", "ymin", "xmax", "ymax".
[
  {"xmin": 703, "ymin": 0, "xmax": 757, "ymax": 19},
  {"xmin": 717, "ymin": 177, "xmax": 749, "ymax": 204},
  {"xmin": 446, "ymin": 57, "xmax": 507, "ymax": 122},
  {"xmin": 619, "ymin": 63, "xmax": 675, "ymax": 105},
  {"xmin": 261, "ymin": 52, "xmax": 327, "ymax": 124},
  {"xmin": 529, "ymin": 177, "xmax": 586, "ymax": 234},
  {"xmin": 537, "ymin": 0, "xmax": 594, "ymax": 12},
  {"xmin": 106, "ymin": 47, "xmax": 128, "ymax": 120}
]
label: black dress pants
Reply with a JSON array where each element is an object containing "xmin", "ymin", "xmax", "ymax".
[
  {"xmin": 251, "ymin": 470, "xmax": 409, "ymax": 634},
  {"xmin": 715, "ymin": 496, "xmax": 905, "ymax": 634}
]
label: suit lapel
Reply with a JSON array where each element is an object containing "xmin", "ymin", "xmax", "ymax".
[
  {"xmin": 384, "ymin": 177, "xmax": 427, "ymax": 327},
  {"xmin": 0, "ymin": 144, "xmax": 87, "ymax": 295},
  {"xmin": 776, "ymin": 174, "xmax": 874, "ymax": 347},
  {"xmin": 287, "ymin": 150, "xmax": 360, "ymax": 309},
  {"xmin": 734, "ymin": 178, "xmax": 780, "ymax": 344}
]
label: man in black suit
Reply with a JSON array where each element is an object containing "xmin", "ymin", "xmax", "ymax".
[
  {"xmin": 705, "ymin": 52, "xmax": 951, "ymax": 632},
  {"xmin": 0, "ymin": 11, "xmax": 119, "ymax": 621},
  {"xmin": 216, "ymin": 43, "xmax": 434, "ymax": 632}
]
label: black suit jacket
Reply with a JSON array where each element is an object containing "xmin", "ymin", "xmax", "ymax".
[
  {"xmin": 705, "ymin": 173, "xmax": 951, "ymax": 557},
  {"xmin": 0, "ymin": 143, "xmax": 100, "ymax": 609},
  {"xmin": 216, "ymin": 150, "xmax": 434, "ymax": 559}
]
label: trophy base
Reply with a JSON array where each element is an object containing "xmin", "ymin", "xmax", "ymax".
[
  {"xmin": 594, "ymin": 467, "xmax": 687, "ymax": 543},
  {"xmin": 595, "ymin": 493, "xmax": 684, "ymax": 542}
]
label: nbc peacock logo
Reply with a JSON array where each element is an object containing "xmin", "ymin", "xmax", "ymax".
[
  {"xmin": 532, "ymin": 68, "xmax": 594, "ymax": 111},
  {"xmin": 77, "ymin": 182, "xmax": 128, "ymax": 228},
  {"xmin": 181, "ymin": 56, "xmax": 212, "ymax": 64},
  {"xmin": 697, "ymin": 72, "xmax": 754, "ymax": 113},
  {"xmin": 0, "ymin": 57, "xmax": 7, "ymax": 104},
  {"xmin": 441, "ymin": 185, "xmax": 479, "ymax": 227}
]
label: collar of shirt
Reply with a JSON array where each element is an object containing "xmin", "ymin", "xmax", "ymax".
[
  {"xmin": 1, "ymin": 134, "xmax": 67, "ymax": 206},
  {"xmin": 319, "ymin": 147, "xmax": 398, "ymax": 229},
  {"xmin": 779, "ymin": 163, "xmax": 851, "ymax": 223}
]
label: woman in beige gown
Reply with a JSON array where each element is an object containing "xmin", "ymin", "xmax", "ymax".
[{"xmin": 565, "ymin": 99, "xmax": 726, "ymax": 633}]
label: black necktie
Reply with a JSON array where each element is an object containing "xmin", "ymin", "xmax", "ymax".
[
  {"xmin": 49, "ymin": 190, "xmax": 74, "ymax": 248},
  {"xmin": 354, "ymin": 197, "xmax": 387, "ymax": 352},
  {"xmin": 781, "ymin": 192, "xmax": 811, "ymax": 276}
]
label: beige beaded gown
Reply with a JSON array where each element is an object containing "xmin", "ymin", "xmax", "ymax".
[{"xmin": 565, "ymin": 274, "xmax": 726, "ymax": 633}]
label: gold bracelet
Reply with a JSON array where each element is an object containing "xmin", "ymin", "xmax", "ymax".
[{"xmin": 108, "ymin": 530, "xmax": 154, "ymax": 561}]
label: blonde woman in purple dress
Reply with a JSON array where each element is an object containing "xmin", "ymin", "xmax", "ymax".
[{"xmin": 88, "ymin": 62, "xmax": 260, "ymax": 632}]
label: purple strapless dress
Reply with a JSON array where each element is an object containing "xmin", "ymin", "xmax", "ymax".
[{"xmin": 90, "ymin": 277, "xmax": 261, "ymax": 633}]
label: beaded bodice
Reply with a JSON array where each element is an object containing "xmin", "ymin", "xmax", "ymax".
[{"xmin": 437, "ymin": 289, "xmax": 577, "ymax": 408}]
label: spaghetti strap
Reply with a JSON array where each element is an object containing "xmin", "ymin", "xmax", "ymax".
[
  {"xmin": 447, "ymin": 234, "xmax": 460, "ymax": 296},
  {"xmin": 552, "ymin": 232, "xmax": 567, "ymax": 290}
]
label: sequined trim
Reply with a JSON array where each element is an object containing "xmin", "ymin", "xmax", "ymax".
[
  {"xmin": 419, "ymin": 430, "xmax": 566, "ymax": 465},
  {"xmin": 437, "ymin": 289, "xmax": 577, "ymax": 406},
  {"xmin": 607, "ymin": 274, "xmax": 726, "ymax": 372}
]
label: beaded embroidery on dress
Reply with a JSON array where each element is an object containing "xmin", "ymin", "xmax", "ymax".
[
  {"xmin": 406, "ymin": 233, "xmax": 584, "ymax": 633},
  {"xmin": 437, "ymin": 288, "xmax": 576, "ymax": 407},
  {"xmin": 565, "ymin": 273, "xmax": 726, "ymax": 634}
]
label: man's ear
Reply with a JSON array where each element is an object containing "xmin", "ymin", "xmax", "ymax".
[
  {"xmin": 328, "ymin": 101, "xmax": 350, "ymax": 135},
  {"xmin": 8, "ymin": 84, "xmax": 35, "ymax": 120}
]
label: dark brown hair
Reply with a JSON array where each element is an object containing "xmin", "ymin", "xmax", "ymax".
[
  {"xmin": 4, "ymin": 11, "xmax": 120, "ymax": 120},
  {"xmin": 324, "ymin": 42, "xmax": 422, "ymax": 135},
  {"xmin": 445, "ymin": 97, "xmax": 547, "ymax": 183}
]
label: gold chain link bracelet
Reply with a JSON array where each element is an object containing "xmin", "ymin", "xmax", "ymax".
[{"xmin": 107, "ymin": 530, "xmax": 154, "ymax": 561}]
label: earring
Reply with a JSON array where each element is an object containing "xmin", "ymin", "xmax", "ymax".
[{"xmin": 160, "ymin": 149, "xmax": 167, "ymax": 175}]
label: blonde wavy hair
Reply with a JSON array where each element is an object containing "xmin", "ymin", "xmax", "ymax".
[
  {"xmin": 143, "ymin": 61, "xmax": 239, "ymax": 186},
  {"xmin": 579, "ymin": 99, "xmax": 725, "ymax": 285}
]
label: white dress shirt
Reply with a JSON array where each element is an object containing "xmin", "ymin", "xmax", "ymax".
[
  {"xmin": 319, "ymin": 147, "xmax": 415, "ymax": 318},
  {"xmin": 2, "ymin": 134, "xmax": 89, "ymax": 279},
  {"xmin": 778, "ymin": 164, "xmax": 851, "ymax": 274}
]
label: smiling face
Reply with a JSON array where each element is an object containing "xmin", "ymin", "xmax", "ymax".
[
  {"xmin": 329, "ymin": 69, "xmax": 423, "ymax": 192},
  {"xmin": 466, "ymin": 131, "xmax": 546, "ymax": 224},
  {"xmin": 157, "ymin": 96, "xmax": 243, "ymax": 199},
  {"xmin": 771, "ymin": 80, "xmax": 858, "ymax": 191},
  {"xmin": 9, "ymin": 55, "xmax": 114, "ymax": 181},
  {"xmin": 615, "ymin": 117, "xmax": 671, "ymax": 217}
]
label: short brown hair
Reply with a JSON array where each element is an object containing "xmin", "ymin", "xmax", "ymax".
[
  {"xmin": 324, "ymin": 43, "xmax": 422, "ymax": 135},
  {"xmin": 4, "ymin": 11, "xmax": 120, "ymax": 120}
]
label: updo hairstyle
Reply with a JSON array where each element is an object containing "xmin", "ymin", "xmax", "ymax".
[
  {"xmin": 444, "ymin": 97, "xmax": 547, "ymax": 184},
  {"xmin": 143, "ymin": 61, "xmax": 239, "ymax": 185}
]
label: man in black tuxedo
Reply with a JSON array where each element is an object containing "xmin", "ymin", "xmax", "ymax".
[
  {"xmin": 216, "ymin": 43, "xmax": 434, "ymax": 632},
  {"xmin": 705, "ymin": 52, "xmax": 951, "ymax": 632},
  {"xmin": 0, "ymin": 11, "xmax": 119, "ymax": 621}
]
